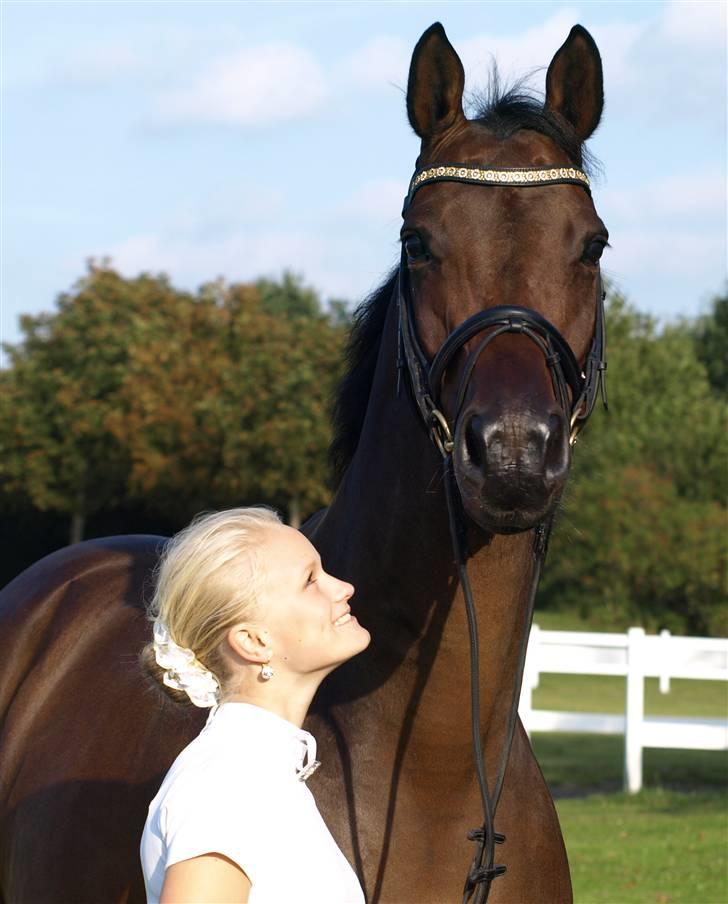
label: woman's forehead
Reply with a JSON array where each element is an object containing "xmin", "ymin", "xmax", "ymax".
[{"xmin": 261, "ymin": 526, "xmax": 318, "ymax": 582}]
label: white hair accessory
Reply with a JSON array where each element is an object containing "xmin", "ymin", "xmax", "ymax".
[{"xmin": 153, "ymin": 620, "xmax": 220, "ymax": 708}]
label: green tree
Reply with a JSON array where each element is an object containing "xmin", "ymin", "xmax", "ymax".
[
  {"xmin": 542, "ymin": 290, "xmax": 727, "ymax": 634},
  {"xmin": 104, "ymin": 278, "xmax": 236, "ymax": 520},
  {"xmin": 200, "ymin": 276, "xmax": 349, "ymax": 526},
  {"xmin": 108, "ymin": 275, "xmax": 348, "ymax": 526},
  {"xmin": 256, "ymin": 271, "xmax": 321, "ymax": 320},
  {"xmin": 0, "ymin": 261, "xmax": 188, "ymax": 543},
  {"xmin": 692, "ymin": 290, "xmax": 728, "ymax": 395}
]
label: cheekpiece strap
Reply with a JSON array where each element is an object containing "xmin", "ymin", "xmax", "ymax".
[{"xmin": 403, "ymin": 164, "xmax": 590, "ymax": 214}]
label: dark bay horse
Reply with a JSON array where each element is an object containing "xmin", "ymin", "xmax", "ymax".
[{"xmin": 0, "ymin": 22, "xmax": 607, "ymax": 904}]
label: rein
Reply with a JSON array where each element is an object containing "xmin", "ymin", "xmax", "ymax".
[{"xmin": 396, "ymin": 163, "xmax": 607, "ymax": 903}]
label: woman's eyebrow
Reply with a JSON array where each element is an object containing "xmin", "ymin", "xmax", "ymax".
[{"xmin": 300, "ymin": 556, "xmax": 322, "ymax": 578}]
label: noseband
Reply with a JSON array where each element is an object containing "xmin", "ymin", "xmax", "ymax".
[{"xmin": 396, "ymin": 163, "xmax": 608, "ymax": 904}]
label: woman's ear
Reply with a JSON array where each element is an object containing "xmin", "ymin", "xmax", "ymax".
[{"xmin": 226, "ymin": 624, "xmax": 271, "ymax": 665}]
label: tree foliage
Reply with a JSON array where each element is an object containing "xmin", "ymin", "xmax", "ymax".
[
  {"xmin": 691, "ymin": 290, "xmax": 728, "ymax": 396},
  {"xmin": 0, "ymin": 262, "xmax": 184, "ymax": 541},
  {"xmin": 107, "ymin": 274, "xmax": 346, "ymax": 524},
  {"xmin": 0, "ymin": 264, "xmax": 348, "ymax": 538},
  {"xmin": 541, "ymin": 290, "xmax": 727, "ymax": 635}
]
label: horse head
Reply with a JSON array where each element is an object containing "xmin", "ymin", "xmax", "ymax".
[{"xmin": 400, "ymin": 23, "xmax": 607, "ymax": 535}]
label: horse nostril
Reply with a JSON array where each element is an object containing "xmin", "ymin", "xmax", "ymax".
[{"xmin": 462, "ymin": 410, "xmax": 568, "ymax": 480}]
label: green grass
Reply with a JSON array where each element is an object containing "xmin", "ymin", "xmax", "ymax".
[
  {"xmin": 529, "ymin": 734, "xmax": 728, "ymax": 903},
  {"xmin": 532, "ymin": 675, "xmax": 728, "ymax": 719},
  {"xmin": 525, "ymin": 613, "xmax": 728, "ymax": 901},
  {"xmin": 556, "ymin": 789, "xmax": 728, "ymax": 904}
]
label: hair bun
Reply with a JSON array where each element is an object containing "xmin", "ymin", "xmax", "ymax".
[{"xmin": 153, "ymin": 620, "xmax": 220, "ymax": 708}]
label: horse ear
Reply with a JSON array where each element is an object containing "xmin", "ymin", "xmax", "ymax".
[
  {"xmin": 544, "ymin": 25, "xmax": 603, "ymax": 140},
  {"xmin": 407, "ymin": 22, "xmax": 465, "ymax": 140}
]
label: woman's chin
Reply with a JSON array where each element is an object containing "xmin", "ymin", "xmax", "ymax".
[{"xmin": 339, "ymin": 618, "xmax": 372, "ymax": 658}]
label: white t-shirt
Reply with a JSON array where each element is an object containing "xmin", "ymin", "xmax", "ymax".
[{"xmin": 140, "ymin": 701, "xmax": 364, "ymax": 904}]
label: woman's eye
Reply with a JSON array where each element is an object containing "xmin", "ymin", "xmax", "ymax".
[
  {"xmin": 306, "ymin": 572, "xmax": 316, "ymax": 587},
  {"xmin": 583, "ymin": 238, "xmax": 607, "ymax": 265},
  {"xmin": 404, "ymin": 234, "xmax": 429, "ymax": 263}
]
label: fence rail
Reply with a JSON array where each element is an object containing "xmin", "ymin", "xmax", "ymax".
[{"xmin": 518, "ymin": 626, "xmax": 728, "ymax": 792}]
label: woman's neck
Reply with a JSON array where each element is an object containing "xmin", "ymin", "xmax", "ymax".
[{"xmin": 226, "ymin": 669, "xmax": 330, "ymax": 728}]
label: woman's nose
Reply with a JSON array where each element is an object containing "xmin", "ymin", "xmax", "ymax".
[{"xmin": 339, "ymin": 579, "xmax": 354, "ymax": 599}]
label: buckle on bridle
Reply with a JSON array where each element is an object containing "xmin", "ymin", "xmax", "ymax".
[
  {"xmin": 428, "ymin": 402, "xmax": 454, "ymax": 456},
  {"xmin": 569, "ymin": 401, "xmax": 587, "ymax": 446}
]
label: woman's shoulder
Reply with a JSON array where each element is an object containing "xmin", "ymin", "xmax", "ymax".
[
  {"xmin": 162, "ymin": 734, "xmax": 261, "ymax": 799},
  {"xmin": 160, "ymin": 713, "xmax": 299, "ymax": 810}
]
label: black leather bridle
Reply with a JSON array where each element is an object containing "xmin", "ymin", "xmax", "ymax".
[{"xmin": 396, "ymin": 162, "xmax": 607, "ymax": 903}]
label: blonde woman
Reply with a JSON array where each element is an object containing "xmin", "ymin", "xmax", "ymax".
[{"xmin": 139, "ymin": 506, "xmax": 370, "ymax": 903}]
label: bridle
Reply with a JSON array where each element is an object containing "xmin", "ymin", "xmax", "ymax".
[
  {"xmin": 395, "ymin": 162, "xmax": 607, "ymax": 903},
  {"xmin": 398, "ymin": 163, "xmax": 607, "ymax": 452}
]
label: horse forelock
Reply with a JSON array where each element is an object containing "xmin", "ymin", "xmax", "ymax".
[{"xmin": 468, "ymin": 66, "xmax": 601, "ymax": 177}]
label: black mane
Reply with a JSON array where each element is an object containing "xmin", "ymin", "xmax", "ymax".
[
  {"xmin": 467, "ymin": 69, "xmax": 598, "ymax": 176},
  {"xmin": 327, "ymin": 72, "xmax": 598, "ymax": 488},
  {"xmin": 328, "ymin": 269, "xmax": 397, "ymax": 488}
]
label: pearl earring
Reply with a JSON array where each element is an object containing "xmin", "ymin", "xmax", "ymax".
[{"xmin": 260, "ymin": 654, "xmax": 274, "ymax": 681}]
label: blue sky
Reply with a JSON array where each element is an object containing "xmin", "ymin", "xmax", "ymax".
[{"xmin": 2, "ymin": 0, "xmax": 726, "ymax": 360}]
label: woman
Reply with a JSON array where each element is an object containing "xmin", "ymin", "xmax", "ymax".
[{"xmin": 139, "ymin": 505, "xmax": 370, "ymax": 903}]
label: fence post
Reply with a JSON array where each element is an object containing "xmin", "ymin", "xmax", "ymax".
[
  {"xmin": 625, "ymin": 627, "xmax": 645, "ymax": 793},
  {"xmin": 659, "ymin": 629, "xmax": 671, "ymax": 694}
]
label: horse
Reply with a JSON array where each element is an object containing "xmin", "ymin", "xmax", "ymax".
[{"xmin": 0, "ymin": 21, "xmax": 607, "ymax": 904}]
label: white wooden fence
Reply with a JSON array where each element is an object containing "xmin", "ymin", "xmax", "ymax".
[{"xmin": 518, "ymin": 626, "xmax": 728, "ymax": 793}]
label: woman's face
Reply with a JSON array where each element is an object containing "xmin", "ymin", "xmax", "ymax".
[{"xmin": 256, "ymin": 526, "xmax": 370, "ymax": 677}]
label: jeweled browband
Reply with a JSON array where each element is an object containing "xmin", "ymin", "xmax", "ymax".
[{"xmin": 402, "ymin": 164, "xmax": 590, "ymax": 214}]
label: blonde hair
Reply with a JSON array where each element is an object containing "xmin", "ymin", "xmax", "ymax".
[{"xmin": 140, "ymin": 505, "xmax": 283, "ymax": 707}]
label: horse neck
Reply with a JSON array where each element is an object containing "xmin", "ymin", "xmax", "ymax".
[{"xmin": 317, "ymin": 289, "xmax": 538, "ymax": 761}]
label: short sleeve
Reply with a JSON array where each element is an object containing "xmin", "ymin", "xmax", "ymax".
[{"xmin": 162, "ymin": 778, "xmax": 267, "ymax": 884}]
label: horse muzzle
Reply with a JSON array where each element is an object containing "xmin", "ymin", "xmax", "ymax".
[{"xmin": 453, "ymin": 406, "xmax": 570, "ymax": 532}]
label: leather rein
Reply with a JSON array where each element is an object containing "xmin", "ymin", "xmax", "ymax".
[{"xmin": 395, "ymin": 162, "xmax": 607, "ymax": 903}]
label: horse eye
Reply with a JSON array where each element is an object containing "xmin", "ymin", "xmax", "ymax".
[
  {"xmin": 404, "ymin": 234, "xmax": 429, "ymax": 263},
  {"xmin": 583, "ymin": 238, "xmax": 607, "ymax": 265}
]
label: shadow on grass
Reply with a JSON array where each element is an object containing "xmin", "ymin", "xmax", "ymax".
[{"xmin": 531, "ymin": 732, "xmax": 728, "ymax": 798}]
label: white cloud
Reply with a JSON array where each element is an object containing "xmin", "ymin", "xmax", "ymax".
[
  {"xmin": 340, "ymin": 3, "xmax": 724, "ymax": 127},
  {"xmin": 54, "ymin": 44, "xmax": 141, "ymax": 84},
  {"xmin": 155, "ymin": 43, "xmax": 328, "ymax": 127},
  {"xmin": 104, "ymin": 223, "xmax": 396, "ymax": 305},
  {"xmin": 343, "ymin": 36, "xmax": 410, "ymax": 91},
  {"xmin": 599, "ymin": 170, "xmax": 726, "ymax": 224},
  {"xmin": 597, "ymin": 169, "xmax": 726, "ymax": 299},
  {"xmin": 459, "ymin": 8, "xmax": 582, "ymax": 92},
  {"xmin": 598, "ymin": 2, "xmax": 726, "ymax": 125},
  {"xmin": 336, "ymin": 179, "xmax": 408, "ymax": 227},
  {"xmin": 660, "ymin": 0, "xmax": 727, "ymax": 48},
  {"xmin": 606, "ymin": 228, "xmax": 725, "ymax": 284},
  {"xmin": 167, "ymin": 187, "xmax": 287, "ymax": 241},
  {"xmin": 338, "ymin": 12, "xmax": 586, "ymax": 101}
]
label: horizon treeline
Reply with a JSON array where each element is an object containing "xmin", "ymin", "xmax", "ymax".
[{"xmin": 1, "ymin": 262, "xmax": 725, "ymax": 635}]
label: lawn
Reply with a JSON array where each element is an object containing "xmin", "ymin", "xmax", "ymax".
[
  {"xmin": 532, "ymin": 675, "xmax": 727, "ymax": 719},
  {"xmin": 530, "ymin": 735, "xmax": 727, "ymax": 903},
  {"xmin": 525, "ymin": 637, "xmax": 727, "ymax": 903},
  {"xmin": 553, "ymin": 788, "xmax": 727, "ymax": 904}
]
